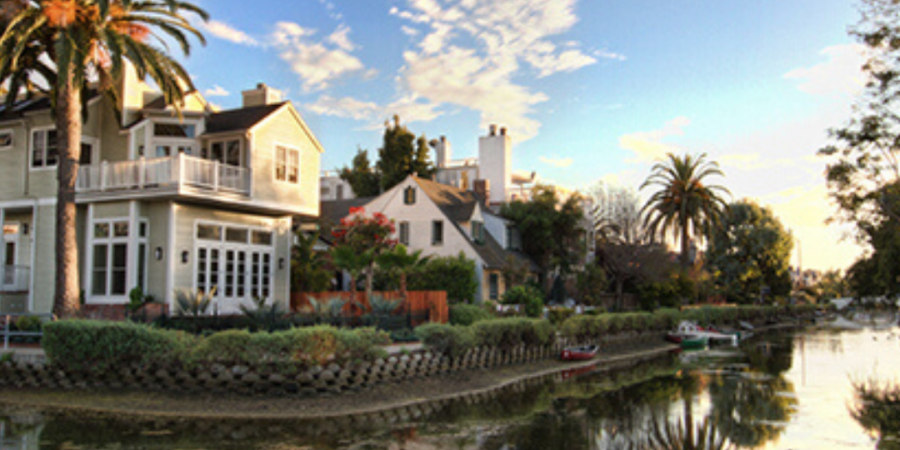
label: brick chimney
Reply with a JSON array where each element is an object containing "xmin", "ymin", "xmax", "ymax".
[{"xmin": 473, "ymin": 179, "xmax": 490, "ymax": 206}]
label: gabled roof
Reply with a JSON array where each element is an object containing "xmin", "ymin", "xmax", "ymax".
[
  {"xmin": 203, "ymin": 102, "xmax": 286, "ymax": 135},
  {"xmin": 319, "ymin": 197, "xmax": 375, "ymax": 225},
  {"xmin": 414, "ymin": 176, "xmax": 479, "ymax": 222}
]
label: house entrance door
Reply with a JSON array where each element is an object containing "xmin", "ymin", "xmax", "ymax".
[{"xmin": 2, "ymin": 224, "xmax": 19, "ymax": 287}]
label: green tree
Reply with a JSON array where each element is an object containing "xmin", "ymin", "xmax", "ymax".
[
  {"xmin": 641, "ymin": 153, "xmax": 730, "ymax": 268},
  {"xmin": 339, "ymin": 148, "xmax": 381, "ymax": 197},
  {"xmin": 819, "ymin": 0, "xmax": 900, "ymax": 236},
  {"xmin": 501, "ymin": 184, "xmax": 586, "ymax": 288},
  {"xmin": 377, "ymin": 115, "xmax": 435, "ymax": 192},
  {"xmin": 375, "ymin": 244, "xmax": 428, "ymax": 300},
  {"xmin": 331, "ymin": 207, "xmax": 396, "ymax": 300},
  {"xmin": 408, "ymin": 252, "xmax": 478, "ymax": 303},
  {"xmin": 816, "ymin": 269, "xmax": 849, "ymax": 301},
  {"xmin": 291, "ymin": 230, "xmax": 332, "ymax": 293},
  {"xmin": 0, "ymin": 0, "xmax": 206, "ymax": 317},
  {"xmin": 706, "ymin": 200, "xmax": 794, "ymax": 304},
  {"xmin": 331, "ymin": 245, "xmax": 371, "ymax": 301}
]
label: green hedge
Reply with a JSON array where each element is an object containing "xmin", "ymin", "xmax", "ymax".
[
  {"xmin": 417, "ymin": 318, "xmax": 554, "ymax": 357},
  {"xmin": 43, "ymin": 321, "xmax": 390, "ymax": 374},
  {"xmin": 415, "ymin": 323, "xmax": 476, "ymax": 358},
  {"xmin": 449, "ymin": 304, "xmax": 493, "ymax": 326}
]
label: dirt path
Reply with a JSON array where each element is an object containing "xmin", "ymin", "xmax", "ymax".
[{"xmin": 0, "ymin": 343, "xmax": 677, "ymax": 421}]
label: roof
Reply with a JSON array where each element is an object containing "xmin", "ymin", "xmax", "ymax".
[
  {"xmin": 203, "ymin": 102, "xmax": 286, "ymax": 135},
  {"xmin": 471, "ymin": 231, "xmax": 538, "ymax": 271},
  {"xmin": 414, "ymin": 176, "xmax": 479, "ymax": 222},
  {"xmin": 319, "ymin": 197, "xmax": 375, "ymax": 225},
  {"xmin": 0, "ymin": 90, "xmax": 99, "ymax": 121}
]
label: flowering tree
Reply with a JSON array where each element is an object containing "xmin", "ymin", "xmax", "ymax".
[{"xmin": 331, "ymin": 207, "xmax": 396, "ymax": 300}]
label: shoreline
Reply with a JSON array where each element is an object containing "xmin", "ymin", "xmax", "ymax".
[{"xmin": 0, "ymin": 342, "xmax": 679, "ymax": 421}]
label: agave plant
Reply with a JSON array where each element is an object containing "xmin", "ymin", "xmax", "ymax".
[
  {"xmin": 239, "ymin": 296, "xmax": 287, "ymax": 332},
  {"xmin": 369, "ymin": 294, "xmax": 402, "ymax": 316},
  {"xmin": 305, "ymin": 295, "xmax": 348, "ymax": 321},
  {"xmin": 174, "ymin": 287, "xmax": 216, "ymax": 317}
]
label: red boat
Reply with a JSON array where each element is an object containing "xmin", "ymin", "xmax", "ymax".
[{"xmin": 560, "ymin": 344, "xmax": 599, "ymax": 361}]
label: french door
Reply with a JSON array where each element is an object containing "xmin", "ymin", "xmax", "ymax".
[{"xmin": 196, "ymin": 245, "xmax": 272, "ymax": 302}]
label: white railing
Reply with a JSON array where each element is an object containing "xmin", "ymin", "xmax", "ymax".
[
  {"xmin": 0, "ymin": 265, "xmax": 30, "ymax": 293},
  {"xmin": 76, "ymin": 154, "xmax": 250, "ymax": 195}
]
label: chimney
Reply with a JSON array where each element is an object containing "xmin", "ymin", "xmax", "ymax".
[
  {"xmin": 241, "ymin": 83, "xmax": 283, "ymax": 108},
  {"xmin": 500, "ymin": 127, "xmax": 507, "ymax": 136},
  {"xmin": 473, "ymin": 179, "xmax": 490, "ymax": 206},
  {"xmin": 428, "ymin": 135, "xmax": 452, "ymax": 168},
  {"xmin": 489, "ymin": 124, "xmax": 497, "ymax": 136}
]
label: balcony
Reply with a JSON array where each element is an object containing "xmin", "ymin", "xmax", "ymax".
[
  {"xmin": 76, "ymin": 154, "xmax": 251, "ymax": 197},
  {"xmin": 0, "ymin": 265, "xmax": 29, "ymax": 294}
]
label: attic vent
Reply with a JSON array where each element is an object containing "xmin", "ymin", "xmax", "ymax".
[{"xmin": 404, "ymin": 186, "xmax": 416, "ymax": 205}]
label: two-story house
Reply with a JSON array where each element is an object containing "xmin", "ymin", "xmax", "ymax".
[
  {"xmin": 0, "ymin": 68, "xmax": 322, "ymax": 315},
  {"xmin": 321, "ymin": 175, "xmax": 535, "ymax": 302}
]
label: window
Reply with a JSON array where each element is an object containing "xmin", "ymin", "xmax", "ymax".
[
  {"xmin": 321, "ymin": 186, "xmax": 331, "ymax": 196},
  {"xmin": 195, "ymin": 222, "xmax": 275, "ymax": 302},
  {"xmin": 154, "ymin": 123, "xmax": 196, "ymax": 138},
  {"xmin": 251, "ymin": 230, "xmax": 273, "ymax": 246},
  {"xmin": 197, "ymin": 224, "xmax": 222, "ymax": 241},
  {"xmin": 90, "ymin": 219, "xmax": 147, "ymax": 297},
  {"xmin": 471, "ymin": 221, "xmax": 485, "ymax": 245},
  {"xmin": 0, "ymin": 130, "xmax": 12, "ymax": 149},
  {"xmin": 506, "ymin": 225, "xmax": 522, "ymax": 251},
  {"xmin": 404, "ymin": 186, "xmax": 416, "ymax": 205},
  {"xmin": 432, "ymin": 220, "xmax": 443, "ymax": 246},
  {"xmin": 31, "ymin": 129, "xmax": 58, "ymax": 168},
  {"xmin": 204, "ymin": 139, "xmax": 241, "ymax": 166},
  {"xmin": 336, "ymin": 185, "xmax": 344, "ymax": 200},
  {"xmin": 489, "ymin": 273, "xmax": 499, "ymax": 300},
  {"xmin": 79, "ymin": 142, "xmax": 93, "ymax": 165},
  {"xmin": 275, "ymin": 145, "xmax": 300, "ymax": 183},
  {"xmin": 226, "ymin": 228, "xmax": 248, "ymax": 243},
  {"xmin": 399, "ymin": 221, "xmax": 410, "ymax": 246}
]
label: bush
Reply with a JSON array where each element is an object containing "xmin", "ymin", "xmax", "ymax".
[
  {"xmin": 547, "ymin": 307, "xmax": 575, "ymax": 325},
  {"xmin": 43, "ymin": 320, "xmax": 195, "ymax": 374},
  {"xmin": 415, "ymin": 323, "xmax": 476, "ymax": 358},
  {"xmin": 450, "ymin": 304, "xmax": 492, "ymax": 326},
  {"xmin": 502, "ymin": 285, "xmax": 544, "ymax": 318},
  {"xmin": 577, "ymin": 264, "xmax": 608, "ymax": 306},
  {"xmin": 471, "ymin": 318, "xmax": 553, "ymax": 350},
  {"xmin": 13, "ymin": 315, "xmax": 42, "ymax": 332},
  {"xmin": 409, "ymin": 252, "xmax": 479, "ymax": 303}
]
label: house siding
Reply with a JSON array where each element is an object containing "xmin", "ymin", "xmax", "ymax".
[
  {"xmin": 31, "ymin": 203, "xmax": 56, "ymax": 314},
  {"xmin": 249, "ymin": 107, "xmax": 320, "ymax": 216}
]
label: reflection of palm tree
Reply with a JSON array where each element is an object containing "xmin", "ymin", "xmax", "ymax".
[
  {"xmin": 641, "ymin": 415, "xmax": 735, "ymax": 450},
  {"xmin": 707, "ymin": 372, "xmax": 796, "ymax": 448},
  {"xmin": 850, "ymin": 379, "xmax": 900, "ymax": 449}
]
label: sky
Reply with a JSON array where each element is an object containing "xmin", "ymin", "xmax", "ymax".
[{"xmin": 181, "ymin": 0, "xmax": 868, "ymax": 272}]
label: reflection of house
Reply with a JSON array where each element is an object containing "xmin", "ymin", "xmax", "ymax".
[
  {"xmin": 320, "ymin": 175, "xmax": 535, "ymax": 302},
  {"xmin": 0, "ymin": 70, "xmax": 322, "ymax": 314},
  {"xmin": 789, "ymin": 267, "xmax": 821, "ymax": 289}
]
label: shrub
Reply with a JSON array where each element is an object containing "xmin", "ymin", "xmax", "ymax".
[
  {"xmin": 502, "ymin": 285, "xmax": 544, "ymax": 318},
  {"xmin": 409, "ymin": 252, "xmax": 479, "ymax": 303},
  {"xmin": 415, "ymin": 323, "xmax": 476, "ymax": 358},
  {"xmin": 471, "ymin": 318, "xmax": 553, "ymax": 350},
  {"xmin": 43, "ymin": 320, "xmax": 195, "ymax": 374},
  {"xmin": 449, "ymin": 304, "xmax": 492, "ymax": 326},
  {"xmin": 13, "ymin": 315, "xmax": 42, "ymax": 332},
  {"xmin": 547, "ymin": 307, "xmax": 575, "ymax": 325},
  {"xmin": 576, "ymin": 264, "xmax": 608, "ymax": 306}
]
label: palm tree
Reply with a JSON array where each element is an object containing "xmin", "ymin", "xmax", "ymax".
[
  {"xmin": 0, "ymin": 0, "xmax": 207, "ymax": 317},
  {"xmin": 331, "ymin": 245, "xmax": 372, "ymax": 305},
  {"xmin": 375, "ymin": 244, "xmax": 428, "ymax": 300},
  {"xmin": 640, "ymin": 153, "xmax": 730, "ymax": 268}
]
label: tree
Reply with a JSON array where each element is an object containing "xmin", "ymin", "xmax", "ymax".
[
  {"xmin": 0, "ymin": 0, "xmax": 207, "ymax": 317},
  {"xmin": 377, "ymin": 115, "xmax": 435, "ymax": 192},
  {"xmin": 408, "ymin": 252, "xmax": 478, "ymax": 303},
  {"xmin": 706, "ymin": 200, "xmax": 794, "ymax": 304},
  {"xmin": 641, "ymin": 153, "xmax": 730, "ymax": 268},
  {"xmin": 819, "ymin": 0, "xmax": 900, "ymax": 236},
  {"xmin": 815, "ymin": 269, "xmax": 849, "ymax": 301},
  {"xmin": 291, "ymin": 229, "xmax": 331, "ymax": 293},
  {"xmin": 330, "ymin": 245, "xmax": 371, "ymax": 301},
  {"xmin": 331, "ymin": 207, "xmax": 396, "ymax": 300},
  {"xmin": 501, "ymin": 184, "xmax": 586, "ymax": 289},
  {"xmin": 376, "ymin": 244, "xmax": 428, "ymax": 300},
  {"xmin": 588, "ymin": 181, "xmax": 671, "ymax": 309},
  {"xmin": 339, "ymin": 148, "xmax": 381, "ymax": 197}
]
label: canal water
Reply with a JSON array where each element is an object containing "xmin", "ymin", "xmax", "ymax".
[{"xmin": 1, "ymin": 318, "xmax": 898, "ymax": 449}]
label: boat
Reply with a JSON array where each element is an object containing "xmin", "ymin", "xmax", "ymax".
[
  {"xmin": 679, "ymin": 335, "xmax": 709, "ymax": 350},
  {"xmin": 669, "ymin": 321, "xmax": 738, "ymax": 345},
  {"xmin": 561, "ymin": 344, "xmax": 599, "ymax": 361}
]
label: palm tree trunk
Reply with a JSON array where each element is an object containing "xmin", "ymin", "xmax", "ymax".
[
  {"xmin": 53, "ymin": 75, "xmax": 81, "ymax": 318},
  {"xmin": 680, "ymin": 220, "xmax": 690, "ymax": 269}
]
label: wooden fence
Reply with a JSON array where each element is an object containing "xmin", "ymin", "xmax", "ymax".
[{"xmin": 290, "ymin": 291, "xmax": 449, "ymax": 324}]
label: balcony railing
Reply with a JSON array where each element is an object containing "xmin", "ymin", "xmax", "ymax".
[
  {"xmin": 76, "ymin": 154, "xmax": 251, "ymax": 196},
  {"xmin": 0, "ymin": 265, "xmax": 30, "ymax": 293}
]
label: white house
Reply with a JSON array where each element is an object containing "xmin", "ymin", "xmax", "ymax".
[{"xmin": 321, "ymin": 175, "xmax": 535, "ymax": 302}]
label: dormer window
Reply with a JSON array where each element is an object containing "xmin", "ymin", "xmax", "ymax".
[
  {"xmin": 471, "ymin": 221, "xmax": 485, "ymax": 245},
  {"xmin": 404, "ymin": 186, "xmax": 416, "ymax": 205}
]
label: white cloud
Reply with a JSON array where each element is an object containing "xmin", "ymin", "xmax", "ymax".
[
  {"xmin": 327, "ymin": 24, "xmax": 356, "ymax": 52},
  {"xmin": 392, "ymin": 0, "xmax": 614, "ymax": 141},
  {"xmin": 304, "ymin": 95, "xmax": 380, "ymax": 121},
  {"xmin": 271, "ymin": 22, "xmax": 367, "ymax": 92},
  {"xmin": 204, "ymin": 85, "xmax": 230, "ymax": 97},
  {"xmin": 540, "ymin": 156, "xmax": 574, "ymax": 168},
  {"xmin": 784, "ymin": 44, "xmax": 868, "ymax": 96},
  {"xmin": 401, "ymin": 25, "xmax": 420, "ymax": 37},
  {"xmin": 305, "ymin": 94, "xmax": 442, "ymax": 126},
  {"xmin": 619, "ymin": 116, "xmax": 690, "ymax": 163},
  {"xmin": 204, "ymin": 20, "xmax": 258, "ymax": 46}
]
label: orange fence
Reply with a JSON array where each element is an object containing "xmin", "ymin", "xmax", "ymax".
[{"xmin": 290, "ymin": 291, "xmax": 449, "ymax": 324}]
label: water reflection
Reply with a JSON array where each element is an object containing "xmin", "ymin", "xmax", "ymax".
[
  {"xmin": 851, "ymin": 379, "xmax": 900, "ymax": 450},
  {"xmin": 1, "ymin": 326, "xmax": 896, "ymax": 449}
]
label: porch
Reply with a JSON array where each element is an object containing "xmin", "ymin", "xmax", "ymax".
[{"xmin": 76, "ymin": 153, "xmax": 251, "ymax": 197}]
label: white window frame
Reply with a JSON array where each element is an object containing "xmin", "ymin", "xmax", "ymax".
[
  {"xmin": 0, "ymin": 129, "xmax": 13, "ymax": 151},
  {"xmin": 149, "ymin": 119, "xmax": 200, "ymax": 158},
  {"xmin": 88, "ymin": 217, "xmax": 148, "ymax": 301},
  {"xmin": 193, "ymin": 220, "xmax": 276, "ymax": 305},
  {"xmin": 274, "ymin": 143, "xmax": 300, "ymax": 184},
  {"xmin": 29, "ymin": 127, "xmax": 57, "ymax": 170}
]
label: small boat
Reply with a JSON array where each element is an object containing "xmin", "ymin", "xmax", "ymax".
[
  {"xmin": 561, "ymin": 344, "xmax": 599, "ymax": 361},
  {"xmin": 669, "ymin": 321, "xmax": 738, "ymax": 345},
  {"xmin": 679, "ymin": 335, "xmax": 709, "ymax": 350}
]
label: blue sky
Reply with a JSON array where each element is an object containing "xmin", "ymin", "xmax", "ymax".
[{"xmin": 183, "ymin": 0, "xmax": 866, "ymax": 271}]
